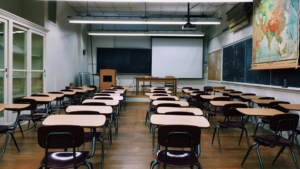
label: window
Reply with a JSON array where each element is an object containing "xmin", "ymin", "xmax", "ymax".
[{"xmin": 48, "ymin": 1, "xmax": 57, "ymax": 23}]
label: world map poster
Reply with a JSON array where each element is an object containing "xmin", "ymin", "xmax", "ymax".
[{"xmin": 252, "ymin": 0, "xmax": 299, "ymax": 70}]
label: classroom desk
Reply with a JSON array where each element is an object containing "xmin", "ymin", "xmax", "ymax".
[
  {"xmin": 94, "ymin": 93, "xmax": 121, "ymax": 96},
  {"xmin": 236, "ymin": 108, "xmax": 285, "ymax": 117},
  {"xmin": 149, "ymin": 96, "xmax": 179, "ymax": 101},
  {"xmin": 228, "ymin": 93, "xmax": 243, "ymax": 97},
  {"xmin": 24, "ymin": 96, "xmax": 56, "ymax": 116},
  {"xmin": 145, "ymin": 93, "xmax": 171, "ymax": 97},
  {"xmin": 240, "ymin": 95, "xmax": 263, "ymax": 100},
  {"xmin": 200, "ymin": 95, "xmax": 227, "ymax": 100},
  {"xmin": 182, "ymin": 89, "xmax": 201, "ymax": 93},
  {"xmin": 157, "ymin": 107, "xmax": 203, "ymax": 116},
  {"xmin": 147, "ymin": 90, "xmax": 172, "ymax": 94},
  {"xmin": 150, "ymin": 115, "xmax": 209, "ymax": 154},
  {"xmin": 210, "ymin": 101, "xmax": 246, "ymax": 107},
  {"xmin": 37, "ymin": 93, "xmax": 64, "ymax": 98},
  {"xmin": 150, "ymin": 89, "xmax": 169, "ymax": 93},
  {"xmin": 152, "ymin": 101, "xmax": 189, "ymax": 107},
  {"xmin": 80, "ymin": 86, "xmax": 95, "ymax": 91},
  {"xmin": 43, "ymin": 115, "xmax": 106, "ymax": 160},
  {"xmin": 93, "ymin": 96, "xmax": 123, "ymax": 101},
  {"xmin": 66, "ymin": 105, "xmax": 113, "ymax": 114},
  {"xmin": 111, "ymin": 86, "xmax": 131, "ymax": 90},
  {"xmin": 60, "ymin": 90, "xmax": 76, "ymax": 96},
  {"xmin": 70, "ymin": 88, "xmax": 88, "ymax": 93},
  {"xmin": 251, "ymin": 99, "xmax": 282, "ymax": 107},
  {"xmin": 150, "ymin": 87, "xmax": 169, "ymax": 90},
  {"xmin": 279, "ymin": 104, "xmax": 300, "ymax": 111},
  {"xmin": 135, "ymin": 77, "xmax": 177, "ymax": 95},
  {"xmin": 102, "ymin": 90, "xmax": 125, "ymax": 94}
]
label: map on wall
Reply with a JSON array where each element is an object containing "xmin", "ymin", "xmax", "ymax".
[
  {"xmin": 208, "ymin": 49, "xmax": 222, "ymax": 81},
  {"xmin": 252, "ymin": 0, "xmax": 299, "ymax": 70}
]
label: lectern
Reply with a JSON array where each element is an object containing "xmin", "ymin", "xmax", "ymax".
[{"xmin": 100, "ymin": 69, "xmax": 117, "ymax": 92}]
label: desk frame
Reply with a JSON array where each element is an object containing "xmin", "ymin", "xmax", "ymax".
[{"xmin": 135, "ymin": 78, "xmax": 177, "ymax": 95}]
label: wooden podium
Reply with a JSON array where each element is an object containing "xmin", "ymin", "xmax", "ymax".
[{"xmin": 100, "ymin": 69, "xmax": 117, "ymax": 92}]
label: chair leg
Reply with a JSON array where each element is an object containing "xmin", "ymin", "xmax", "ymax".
[
  {"xmin": 211, "ymin": 126, "xmax": 218, "ymax": 145},
  {"xmin": 107, "ymin": 125, "xmax": 111, "ymax": 153},
  {"xmin": 99, "ymin": 138, "xmax": 104, "ymax": 169},
  {"xmin": 272, "ymin": 146, "xmax": 286, "ymax": 165},
  {"xmin": 0, "ymin": 133, "xmax": 10, "ymax": 164},
  {"xmin": 114, "ymin": 116, "xmax": 118, "ymax": 139},
  {"xmin": 238, "ymin": 128, "xmax": 245, "ymax": 146},
  {"xmin": 294, "ymin": 133, "xmax": 300, "ymax": 155},
  {"xmin": 244, "ymin": 128, "xmax": 250, "ymax": 148},
  {"xmin": 37, "ymin": 164, "xmax": 43, "ymax": 169},
  {"xmin": 260, "ymin": 123, "xmax": 264, "ymax": 135},
  {"xmin": 241, "ymin": 142, "xmax": 257, "ymax": 167},
  {"xmin": 27, "ymin": 120, "xmax": 31, "ymax": 132},
  {"xmin": 255, "ymin": 144, "xmax": 264, "ymax": 169},
  {"xmin": 196, "ymin": 162, "xmax": 203, "ymax": 169},
  {"xmin": 84, "ymin": 161, "xmax": 93, "ymax": 169},
  {"xmin": 150, "ymin": 160, "xmax": 159, "ymax": 169},
  {"xmin": 216, "ymin": 127, "xmax": 222, "ymax": 154},
  {"xmin": 18, "ymin": 121, "xmax": 24, "ymax": 137},
  {"xmin": 145, "ymin": 110, "xmax": 149, "ymax": 125},
  {"xmin": 290, "ymin": 146, "xmax": 300, "ymax": 169},
  {"xmin": 9, "ymin": 132, "xmax": 20, "ymax": 153},
  {"xmin": 207, "ymin": 114, "xmax": 211, "ymax": 135}
]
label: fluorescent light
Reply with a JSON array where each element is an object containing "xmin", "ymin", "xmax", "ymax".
[
  {"xmin": 62, "ymin": 0, "xmax": 252, "ymax": 2},
  {"xmin": 69, "ymin": 18, "xmax": 221, "ymax": 25},
  {"xmin": 88, "ymin": 31, "xmax": 204, "ymax": 37}
]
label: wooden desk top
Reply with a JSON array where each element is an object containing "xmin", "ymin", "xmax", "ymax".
[
  {"xmin": 279, "ymin": 104, "xmax": 300, "ymax": 111},
  {"xmin": 157, "ymin": 107, "xmax": 203, "ymax": 116},
  {"xmin": 24, "ymin": 96, "xmax": 56, "ymax": 102},
  {"xmin": 237, "ymin": 108, "xmax": 284, "ymax": 116},
  {"xmin": 145, "ymin": 93, "xmax": 171, "ymax": 97},
  {"xmin": 66, "ymin": 105, "xmax": 113, "ymax": 114},
  {"xmin": 190, "ymin": 93, "xmax": 207, "ymax": 96},
  {"xmin": 149, "ymin": 96, "xmax": 179, "ymax": 101},
  {"xmin": 147, "ymin": 91, "xmax": 172, "ymax": 94},
  {"xmin": 150, "ymin": 87, "xmax": 169, "ymax": 90},
  {"xmin": 111, "ymin": 86, "xmax": 131, "ymax": 90},
  {"xmin": 200, "ymin": 95, "xmax": 227, "ymax": 100},
  {"xmin": 219, "ymin": 90, "xmax": 233, "ymax": 94},
  {"xmin": 251, "ymin": 100, "xmax": 282, "ymax": 104},
  {"xmin": 183, "ymin": 89, "xmax": 200, "ymax": 93},
  {"xmin": 94, "ymin": 93, "xmax": 121, "ymax": 96},
  {"xmin": 228, "ymin": 93, "xmax": 243, "ymax": 97},
  {"xmin": 150, "ymin": 89, "xmax": 168, "ymax": 92},
  {"xmin": 60, "ymin": 91, "xmax": 76, "ymax": 95},
  {"xmin": 150, "ymin": 115, "xmax": 209, "ymax": 128},
  {"xmin": 80, "ymin": 86, "xmax": 95, "ymax": 91},
  {"xmin": 0, "ymin": 103, "xmax": 30, "ymax": 111},
  {"xmin": 102, "ymin": 90, "xmax": 125, "ymax": 94},
  {"xmin": 152, "ymin": 101, "xmax": 189, "ymax": 107},
  {"xmin": 43, "ymin": 115, "xmax": 106, "ymax": 128},
  {"xmin": 71, "ymin": 89, "xmax": 88, "ymax": 93},
  {"xmin": 82, "ymin": 99, "xmax": 119, "ymax": 106},
  {"xmin": 240, "ymin": 95, "xmax": 262, "ymax": 100},
  {"xmin": 93, "ymin": 96, "xmax": 123, "ymax": 101},
  {"xmin": 210, "ymin": 101, "xmax": 246, "ymax": 107},
  {"xmin": 38, "ymin": 93, "xmax": 64, "ymax": 98}
]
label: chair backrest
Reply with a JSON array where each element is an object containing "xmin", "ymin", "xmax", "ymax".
[
  {"xmin": 268, "ymin": 101, "xmax": 290, "ymax": 109},
  {"xmin": 94, "ymin": 97, "xmax": 113, "ymax": 100},
  {"xmin": 31, "ymin": 94, "xmax": 49, "ymax": 97},
  {"xmin": 153, "ymin": 91, "xmax": 167, "ymax": 93},
  {"xmin": 94, "ymin": 94, "xmax": 110, "ymax": 96},
  {"xmin": 229, "ymin": 91, "xmax": 242, "ymax": 94},
  {"xmin": 143, "ymin": 76, "xmax": 152, "ymax": 78},
  {"xmin": 153, "ymin": 94, "xmax": 168, "ymax": 96},
  {"xmin": 157, "ymin": 103, "xmax": 181, "ymax": 108},
  {"xmin": 203, "ymin": 86, "xmax": 213, "ymax": 92},
  {"xmin": 105, "ymin": 89, "xmax": 117, "ymax": 91},
  {"xmin": 101, "ymin": 91, "xmax": 115, "ymax": 94},
  {"xmin": 68, "ymin": 111, "xmax": 100, "ymax": 115},
  {"xmin": 38, "ymin": 125, "xmax": 84, "ymax": 149},
  {"xmin": 192, "ymin": 91, "xmax": 205, "ymax": 94},
  {"xmin": 259, "ymin": 97, "xmax": 275, "ymax": 100},
  {"xmin": 223, "ymin": 103, "xmax": 248, "ymax": 116},
  {"xmin": 157, "ymin": 97, "xmax": 176, "ymax": 101},
  {"xmin": 182, "ymin": 87, "xmax": 192, "ymax": 89},
  {"xmin": 61, "ymin": 89, "xmax": 74, "ymax": 92},
  {"xmin": 113, "ymin": 87, "xmax": 124, "ymax": 89},
  {"xmin": 14, "ymin": 98, "xmax": 37, "ymax": 111},
  {"xmin": 224, "ymin": 89, "xmax": 234, "ymax": 91},
  {"xmin": 87, "ymin": 85, "xmax": 97, "ymax": 90},
  {"xmin": 165, "ymin": 112, "xmax": 194, "ymax": 116},
  {"xmin": 82, "ymin": 102, "xmax": 106, "ymax": 106},
  {"xmin": 74, "ymin": 87, "xmax": 83, "ymax": 90},
  {"xmin": 48, "ymin": 92, "xmax": 64, "ymax": 100},
  {"xmin": 158, "ymin": 125, "xmax": 200, "ymax": 148},
  {"xmin": 270, "ymin": 114, "xmax": 299, "ymax": 132},
  {"xmin": 153, "ymin": 88, "xmax": 165, "ymax": 90},
  {"xmin": 241, "ymin": 93, "xmax": 256, "ymax": 96},
  {"xmin": 212, "ymin": 97, "xmax": 230, "ymax": 101},
  {"xmin": 188, "ymin": 89, "xmax": 199, "ymax": 91}
]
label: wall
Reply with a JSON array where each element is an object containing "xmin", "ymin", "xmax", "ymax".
[
  {"xmin": 87, "ymin": 24, "xmax": 208, "ymax": 91},
  {"xmin": 205, "ymin": 3, "xmax": 300, "ymax": 135}
]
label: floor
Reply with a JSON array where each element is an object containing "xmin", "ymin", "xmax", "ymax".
[{"xmin": 0, "ymin": 102, "xmax": 299, "ymax": 169}]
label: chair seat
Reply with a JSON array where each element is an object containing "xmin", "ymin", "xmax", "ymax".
[
  {"xmin": 40, "ymin": 151, "xmax": 90, "ymax": 168},
  {"xmin": 19, "ymin": 115, "xmax": 43, "ymax": 121},
  {"xmin": 296, "ymin": 127, "xmax": 300, "ymax": 133},
  {"xmin": 0, "ymin": 125, "xmax": 12, "ymax": 133},
  {"xmin": 259, "ymin": 116, "xmax": 271, "ymax": 123},
  {"xmin": 218, "ymin": 121, "xmax": 243, "ymax": 128},
  {"xmin": 208, "ymin": 110, "xmax": 223, "ymax": 116},
  {"xmin": 84, "ymin": 132, "xmax": 102, "ymax": 142},
  {"xmin": 149, "ymin": 106, "xmax": 157, "ymax": 111},
  {"xmin": 156, "ymin": 150, "xmax": 198, "ymax": 167},
  {"xmin": 252, "ymin": 135, "xmax": 292, "ymax": 147}
]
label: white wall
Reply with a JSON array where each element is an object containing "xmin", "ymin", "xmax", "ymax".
[
  {"xmin": 87, "ymin": 24, "xmax": 208, "ymax": 91},
  {"xmin": 206, "ymin": 4, "xmax": 300, "ymax": 134}
]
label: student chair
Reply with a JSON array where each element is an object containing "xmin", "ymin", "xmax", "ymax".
[
  {"xmin": 212, "ymin": 104, "xmax": 249, "ymax": 154},
  {"xmin": 48, "ymin": 91, "xmax": 65, "ymax": 114},
  {"xmin": 37, "ymin": 125, "xmax": 93, "ymax": 169},
  {"xmin": 241, "ymin": 114, "xmax": 299, "ymax": 169},
  {"xmin": 181, "ymin": 87, "xmax": 193, "ymax": 99},
  {"xmin": 203, "ymin": 86, "xmax": 213, "ymax": 94},
  {"xmin": 150, "ymin": 125, "xmax": 203, "ymax": 169}
]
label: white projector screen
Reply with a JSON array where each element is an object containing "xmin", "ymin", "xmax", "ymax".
[{"xmin": 151, "ymin": 38, "xmax": 203, "ymax": 78}]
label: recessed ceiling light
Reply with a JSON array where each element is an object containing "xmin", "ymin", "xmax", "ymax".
[{"xmin": 88, "ymin": 31, "xmax": 205, "ymax": 37}]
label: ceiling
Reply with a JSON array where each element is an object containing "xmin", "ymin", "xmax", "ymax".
[{"xmin": 66, "ymin": 1, "xmax": 234, "ymax": 16}]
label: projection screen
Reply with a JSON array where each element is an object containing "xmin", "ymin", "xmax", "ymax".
[{"xmin": 151, "ymin": 38, "xmax": 203, "ymax": 78}]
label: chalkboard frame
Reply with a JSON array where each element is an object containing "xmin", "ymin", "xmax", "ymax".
[{"xmin": 96, "ymin": 47, "xmax": 152, "ymax": 75}]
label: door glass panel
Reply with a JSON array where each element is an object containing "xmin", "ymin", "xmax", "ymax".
[
  {"xmin": 32, "ymin": 34, "xmax": 43, "ymax": 70},
  {"xmin": 13, "ymin": 71, "xmax": 27, "ymax": 101},
  {"xmin": 13, "ymin": 27, "xmax": 27, "ymax": 70},
  {"xmin": 31, "ymin": 72, "xmax": 43, "ymax": 94},
  {"xmin": 0, "ymin": 72, "xmax": 4, "ymax": 118},
  {"xmin": 0, "ymin": 22, "xmax": 4, "ymax": 69}
]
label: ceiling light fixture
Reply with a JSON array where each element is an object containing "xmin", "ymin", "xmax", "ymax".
[
  {"xmin": 88, "ymin": 31, "xmax": 204, "ymax": 37},
  {"xmin": 69, "ymin": 18, "xmax": 221, "ymax": 25},
  {"xmin": 61, "ymin": 0, "xmax": 252, "ymax": 2}
]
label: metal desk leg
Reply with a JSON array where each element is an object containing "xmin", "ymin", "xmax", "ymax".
[
  {"xmin": 88, "ymin": 128, "xmax": 96, "ymax": 158},
  {"xmin": 152, "ymin": 125, "xmax": 158, "ymax": 155}
]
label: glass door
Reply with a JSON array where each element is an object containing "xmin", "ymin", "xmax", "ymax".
[
  {"xmin": 31, "ymin": 32, "xmax": 44, "ymax": 94},
  {"xmin": 0, "ymin": 19, "xmax": 8, "ymax": 124}
]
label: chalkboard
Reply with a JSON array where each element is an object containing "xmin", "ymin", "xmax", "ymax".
[
  {"xmin": 222, "ymin": 38, "xmax": 300, "ymax": 87},
  {"xmin": 97, "ymin": 48, "xmax": 151, "ymax": 74}
]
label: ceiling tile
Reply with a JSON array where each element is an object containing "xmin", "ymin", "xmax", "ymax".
[
  {"xmin": 129, "ymin": 2, "xmax": 145, "ymax": 7},
  {"xmin": 112, "ymin": 2, "xmax": 129, "ymax": 8},
  {"xmin": 101, "ymin": 8, "xmax": 117, "ymax": 13},
  {"xmin": 95, "ymin": 2, "xmax": 114, "ymax": 8},
  {"xmin": 66, "ymin": 2, "xmax": 81, "ymax": 8}
]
